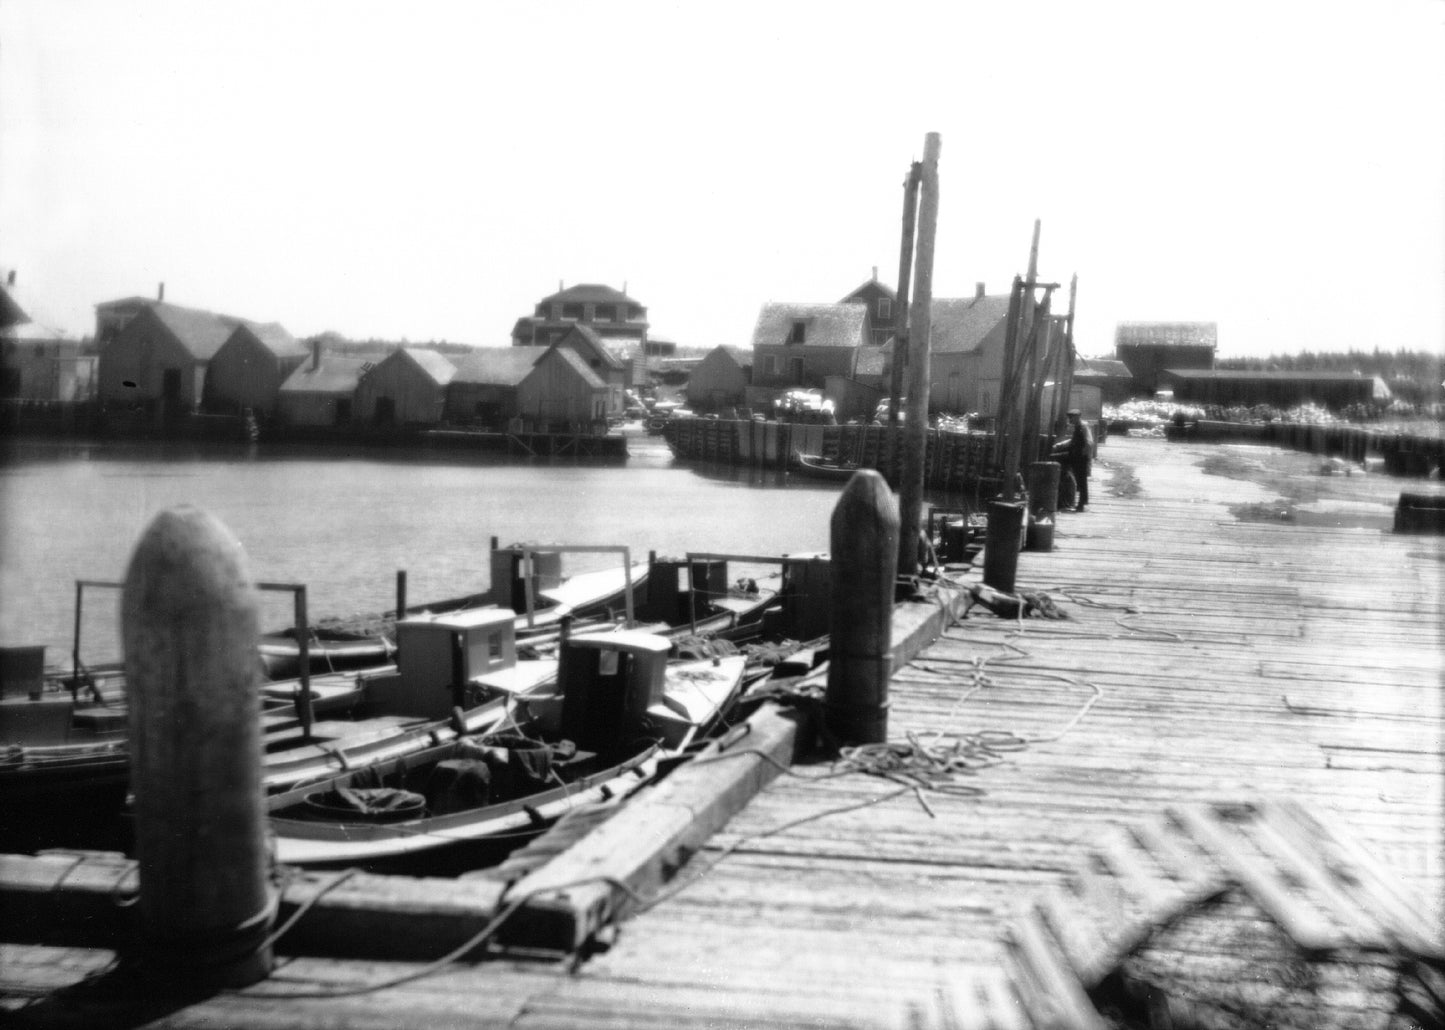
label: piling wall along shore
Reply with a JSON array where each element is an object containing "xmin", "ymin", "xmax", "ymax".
[
  {"xmin": 1176, "ymin": 419, "xmax": 1445, "ymax": 477},
  {"xmin": 662, "ymin": 417, "xmax": 1010, "ymax": 491}
]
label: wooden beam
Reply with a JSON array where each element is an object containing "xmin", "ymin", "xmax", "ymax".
[
  {"xmin": 501, "ymin": 703, "xmax": 810, "ymax": 952},
  {"xmin": 0, "ymin": 851, "xmax": 511, "ymax": 961}
]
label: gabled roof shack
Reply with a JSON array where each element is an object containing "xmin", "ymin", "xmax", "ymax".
[
  {"xmin": 279, "ymin": 356, "xmax": 373, "ymax": 395},
  {"xmin": 146, "ymin": 303, "xmax": 246, "ymax": 360},
  {"xmin": 450, "ymin": 346, "xmax": 550, "ymax": 387},
  {"xmin": 224, "ymin": 321, "xmax": 307, "ymax": 359},
  {"xmin": 400, "ymin": 347, "xmax": 458, "ymax": 386},
  {"xmin": 542, "ymin": 344, "xmax": 607, "ymax": 388},
  {"xmin": 753, "ymin": 303, "xmax": 867, "ymax": 349},
  {"xmin": 716, "ymin": 345, "xmax": 751, "ymax": 368},
  {"xmin": 929, "ymin": 294, "xmax": 1013, "ymax": 353},
  {"xmin": 557, "ymin": 322, "xmax": 627, "ymax": 370}
]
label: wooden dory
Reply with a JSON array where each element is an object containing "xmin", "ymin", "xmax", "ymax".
[{"xmin": 267, "ymin": 634, "xmax": 749, "ymax": 866}]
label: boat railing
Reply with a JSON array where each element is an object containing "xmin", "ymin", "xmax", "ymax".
[{"xmin": 515, "ymin": 544, "xmax": 635, "ymax": 630}]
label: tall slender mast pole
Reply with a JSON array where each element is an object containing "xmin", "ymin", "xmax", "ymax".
[
  {"xmin": 887, "ymin": 163, "xmax": 921, "ymax": 428},
  {"xmin": 898, "ymin": 132, "xmax": 941, "ymax": 580},
  {"xmin": 1000, "ymin": 220, "xmax": 1042, "ymax": 499}
]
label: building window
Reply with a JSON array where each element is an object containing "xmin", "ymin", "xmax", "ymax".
[
  {"xmin": 594, "ymin": 304, "xmax": 615, "ymax": 322},
  {"xmin": 877, "ymin": 298, "xmax": 891, "ymax": 321},
  {"xmin": 788, "ymin": 321, "xmax": 806, "ymax": 344},
  {"xmin": 765, "ymin": 356, "xmax": 779, "ymax": 375},
  {"xmin": 562, "ymin": 303, "xmax": 584, "ymax": 320}
]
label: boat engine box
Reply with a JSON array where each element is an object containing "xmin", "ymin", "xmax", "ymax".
[
  {"xmin": 379, "ymin": 609, "xmax": 517, "ymax": 719},
  {"xmin": 490, "ymin": 546, "xmax": 564, "ymax": 614},
  {"xmin": 557, "ymin": 631, "xmax": 669, "ymax": 753}
]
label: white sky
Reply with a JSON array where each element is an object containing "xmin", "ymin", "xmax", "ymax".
[{"xmin": 2, "ymin": 0, "xmax": 1442, "ymax": 359}]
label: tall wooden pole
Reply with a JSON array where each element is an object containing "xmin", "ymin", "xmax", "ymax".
[
  {"xmin": 1055, "ymin": 273, "xmax": 1079, "ymax": 430},
  {"xmin": 887, "ymin": 162, "xmax": 921, "ymax": 429},
  {"xmin": 1000, "ymin": 220, "xmax": 1043, "ymax": 499},
  {"xmin": 898, "ymin": 132, "xmax": 941, "ymax": 580},
  {"xmin": 1020, "ymin": 295, "xmax": 1056, "ymax": 466},
  {"xmin": 123, "ymin": 506, "xmax": 273, "ymax": 989},
  {"xmin": 992, "ymin": 276, "xmax": 1024, "ymax": 473}
]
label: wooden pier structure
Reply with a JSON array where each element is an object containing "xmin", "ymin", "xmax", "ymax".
[{"xmin": 2, "ymin": 435, "xmax": 1441, "ymax": 1028}]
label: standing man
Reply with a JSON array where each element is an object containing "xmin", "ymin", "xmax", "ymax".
[{"xmin": 1059, "ymin": 408, "xmax": 1094, "ymax": 512}]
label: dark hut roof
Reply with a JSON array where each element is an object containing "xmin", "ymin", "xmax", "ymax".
[
  {"xmin": 1115, "ymin": 322, "xmax": 1218, "ymax": 349},
  {"xmin": 929, "ymin": 294, "xmax": 1013, "ymax": 354},
  {"xmin": 532, "ymin": 344, "xmax": 606, "ymax": 388},
  {"xmin": 224, "ymin": 321, "xmax": 307, "ymax": 359},
  {"xmin": 537, "ymin": 283, "xmax": 636, "ymax": 306},
  {"xmin": 396, "ymin": 347, "xmax": 458, "ymax": 386},
  {"xmin": 752, "ymin": 303, "xmax": 867, "ymax": 349},
  {"xmin": 451, "ymin": 346, "xmax": 550, "ymax": 386},
  {"xmin": 146, "ymin": 303, "xmax": 247, "ymax": 360},
  {"xmin": 279, "ymin": 355, "xmax": 373, "ymax": 394}
]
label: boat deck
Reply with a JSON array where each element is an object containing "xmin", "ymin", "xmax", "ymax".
[{"xmin": 3, "ymin": 435, "xmax": 1442, "ymax": 1028}]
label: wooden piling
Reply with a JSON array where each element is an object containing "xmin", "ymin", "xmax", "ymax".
[
  {"xmin": 122, "ymin": 506, "xmax": 274, "ymax": 989},
  {"xmin": 899, "ymin": 131, "xmax": 941, "ymax": 580},
  {"xmin": 827, "ymin": 470, "xmax": 900, "ymax": 746},
  {"xmin": 983, "ymin": 500, "xmax": 1025, "ymax": 594}
]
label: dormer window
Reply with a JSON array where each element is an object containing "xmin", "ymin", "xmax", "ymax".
[{"xmin": 788, "ymin": 320, "xmax": 807, "ymax": 344}]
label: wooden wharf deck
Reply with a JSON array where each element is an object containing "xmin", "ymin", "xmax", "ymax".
[{"xmin": 3, "ymin": 435, "xmax": 1442, "ymax": 1028}]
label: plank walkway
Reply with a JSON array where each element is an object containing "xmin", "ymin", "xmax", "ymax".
[{"xmin": 3, "ymin": 435, "xmax": 1442, "ymax": 1028}]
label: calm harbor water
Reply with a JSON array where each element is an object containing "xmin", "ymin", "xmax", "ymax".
[{"xmin": 1, "ymin": 431, "xmax": 885, "ymax": 667}]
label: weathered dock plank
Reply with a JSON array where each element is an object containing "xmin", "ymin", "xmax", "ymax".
[{"xmin": 1, "ymin": 435, "xmax": 1439, "ymax": 1028}]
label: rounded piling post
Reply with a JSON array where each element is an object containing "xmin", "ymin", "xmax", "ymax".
[
  {"xmin": 122, "ymin": 506, "xmax": 274, "ymax": 989},
  {"xmin": 827, "ymin": 469, "xmax": 900, "ymax": 746},
  {"xmin": 983, "ymin": 500, "xmax": 1026, "ymax": 594}
]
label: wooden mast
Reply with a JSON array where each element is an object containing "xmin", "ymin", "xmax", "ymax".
[{"xmin": 898, "ymin": 133, "xmax": 941, "ymax": 580}]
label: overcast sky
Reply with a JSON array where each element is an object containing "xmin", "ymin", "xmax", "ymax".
[{"xmin": 3, "ymin": 0, "xmax": 1442, "ymax": 359}]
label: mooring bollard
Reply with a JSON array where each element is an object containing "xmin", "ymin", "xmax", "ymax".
[
  {"xmin": 826, "ymin": 469, "xmax": 900, "ymax": 746},
  {"xmin": 983, "ymin": 500, "xmax": 1026, "ymax": 594},
  {"xmin": 1024, "ymin": 461, "xmax": 1060, "ymax": 553},
  {"xmin": 122, "ymin": 506, "xmax": 274, "ymax": 989}
]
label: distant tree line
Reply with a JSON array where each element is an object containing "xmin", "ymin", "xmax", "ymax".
[{"xmin": 1216, "ymin": 349, "xmax": 1444, "ymax": 405}]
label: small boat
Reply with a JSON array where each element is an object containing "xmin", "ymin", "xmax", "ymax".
[
  {"xmin": 2, "ymin": 607, "xmax": 558, "ymax": 808},
  {"xmin": 790, "ymin": 453, "xmax": 863, "ymax": 482},
  {"xmin": 640, "ymin": 553, "xmax": 785, "ymax": 645},
  {"xmin": 258, "ymin": 627, "xmax": 396, "ymax": 680},
  {"xmin": 267, "ymin": 631, "xmax": 750, "ymax": 866}
]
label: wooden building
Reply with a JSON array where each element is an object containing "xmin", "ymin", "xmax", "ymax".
[
  {"xmin": 445, "ymin": 346, "xmax": 548, "ymax": 426},
  {"xmin": 353, "ymin": 347, "xmax": 456, "ymax": 426},
  {"xmin": 1115, "ymin": 322, "xmax": 1217, "ymax": 394},
  {"xmin": 0, "ymin": 271, "xmax": 92, "ymax": 402},
  {"xmin": 93, "ymin": 287, "xmax": 166, "ymax": 349},
  {"xmin": 1073, "ymin": 356, "xmax": 1135, "ymax": 404},
  {"xmin": 276, "ymin": 350, "xmax": 374, "ymax": 427},
  {"xmin": 552, "ymin": 323, "xmax": 628, "ymax": 415},
  {"xmin": 750, "ymin": 302, "xmax": 868, "ymax": 391},
  {"xmin": 96, "ymin": 302, "xmax": 243, "ymax": 415},
  {"xmin": 926, "ymin": 286, "xmax": 1013, "ymax": 416},
  {"xmin": 511, "ymin": 282, "xmax": 649, "ymax": 350},
  {"xmin": 516, "ymin": 344, "xmax": 608, "ymax": 431},
  {"xmin": 840, "ymin": 275, "xmax": 898, "ymax": 346},
  {"xmin": 1160, "ymin": 368, "xmax": 1390, "ymax": 410},
  {"xmin": 685, "ymin": 345, "xmax": 751, "ymax": 411},
  {"xmin": 203, "ymin": 323, "xmax": 308, "ymax": 416}
]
